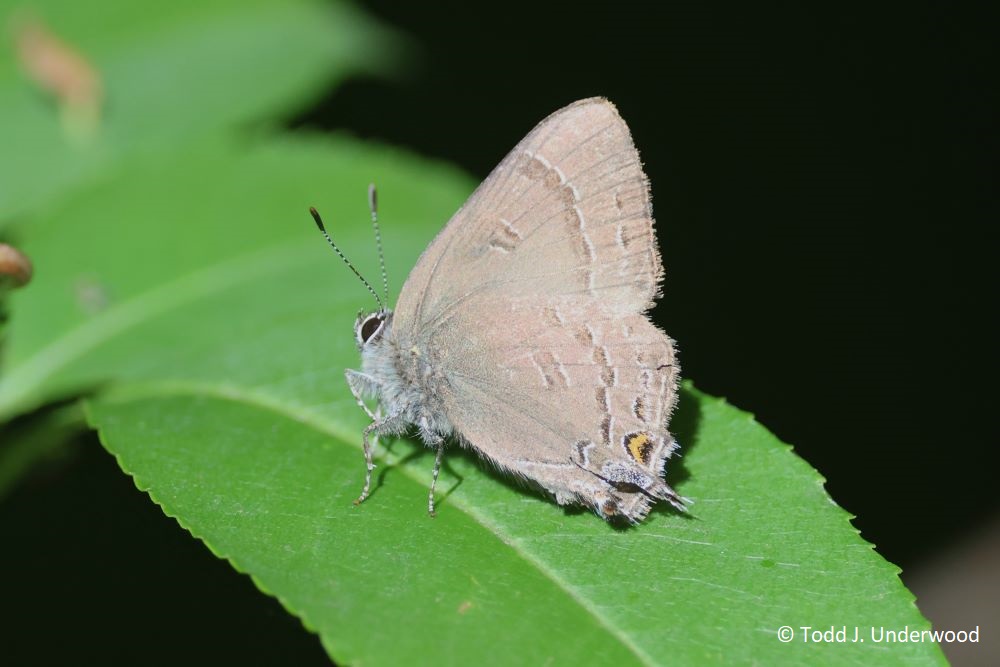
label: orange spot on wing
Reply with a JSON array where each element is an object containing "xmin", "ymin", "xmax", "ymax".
[{"xmin": 626, "ymin": 432, "xmax": 653, "ymax": 464}]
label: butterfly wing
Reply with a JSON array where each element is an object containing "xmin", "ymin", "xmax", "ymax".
[
  {"xmin": 393, "ymin": 98, "xmax": 680, "ymax": 521},
  {"xmin": 395, "ymin": 97, "xmax": 662, "ymax": 331},
  {"xmin": 438, "ymin": 294, "xmax": 682, "ymax": 521}
]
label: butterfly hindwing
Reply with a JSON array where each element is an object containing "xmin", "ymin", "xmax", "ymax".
[{"xmin": 436, "ymin": 294, "xmax": 681, "ymax": 521}]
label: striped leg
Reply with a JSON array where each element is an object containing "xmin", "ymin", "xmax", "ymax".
[
  {"xmin": 354, "ymin": 417, "xmax": 381, "ymax": 506},
  {"xmin": 428, "ymin": 442, "xmax": 445, "ymax": 517}
]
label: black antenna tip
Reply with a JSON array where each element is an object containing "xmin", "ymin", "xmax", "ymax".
[{"xmin": 309, "ymin": 206, "xmax": 326, "ymax": 232}]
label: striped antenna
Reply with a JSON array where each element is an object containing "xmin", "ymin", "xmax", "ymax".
[
  {"xmin": 368, "ymin": 183, "xmax": 389, "ymax": 304},
  {"xmin": 310, "ymin": 206, "xmax": 384, "ymax": 311}
]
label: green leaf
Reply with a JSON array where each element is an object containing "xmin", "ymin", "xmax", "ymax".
[
  {"xmin": 0, "ymin": 0, "xmax": 394, "ymax": 220},
  {"xmin": 85, "ymin": 383, "xmax": 944, "ymax": 666},
  {"xmin": 3, "ymin": 136, "xmax": 943, "ymax": 664}
]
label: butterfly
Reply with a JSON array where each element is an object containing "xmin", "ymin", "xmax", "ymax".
[{"xmin": 313, "ymin": 97, "xmax": 685, "ymax": 522}]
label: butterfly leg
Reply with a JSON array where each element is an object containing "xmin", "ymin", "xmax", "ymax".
[
  {"xmin": 428, "ymin": 441, "xmax": 445, "ymax": 517},
  {"xmin": 417, "ymin": 417, "xmax": 446, "ymax": 517},
  {"xmin": 345, "ymin": 369, "xmax": 379, "ymax": 421},
  {"xmin": 371, "ymin": 404, "xmax": 384, "ymax": 451},
  {"xmin": 354, "ymin": 417, "xmax": 381, "ymax": 506},
  {"xmin": 346, "ymin": 369, "xmax": 386, "ymax": 484}
]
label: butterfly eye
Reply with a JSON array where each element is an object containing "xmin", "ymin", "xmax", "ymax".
[{"xmin": 359, "ymin": 313, "xmax": 384, "ymax": 344}]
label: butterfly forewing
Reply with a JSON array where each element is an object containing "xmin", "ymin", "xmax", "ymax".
[{"xmin": 395, "ymin": 98, "xmax": 662, "ymax": 333}]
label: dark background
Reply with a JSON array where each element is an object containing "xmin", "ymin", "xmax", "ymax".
[{"xmin": 4, "ymin": 1, "xmax": 994, "ymax": 664}]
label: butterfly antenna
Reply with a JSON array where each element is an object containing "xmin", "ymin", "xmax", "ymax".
[
  {"xmin": 310, "ymin": 206, "xmax": 385, "ymax": 311},
  {"xmin": 368, "ymin": 183, "xmax": 389, "ymax": 304}
]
